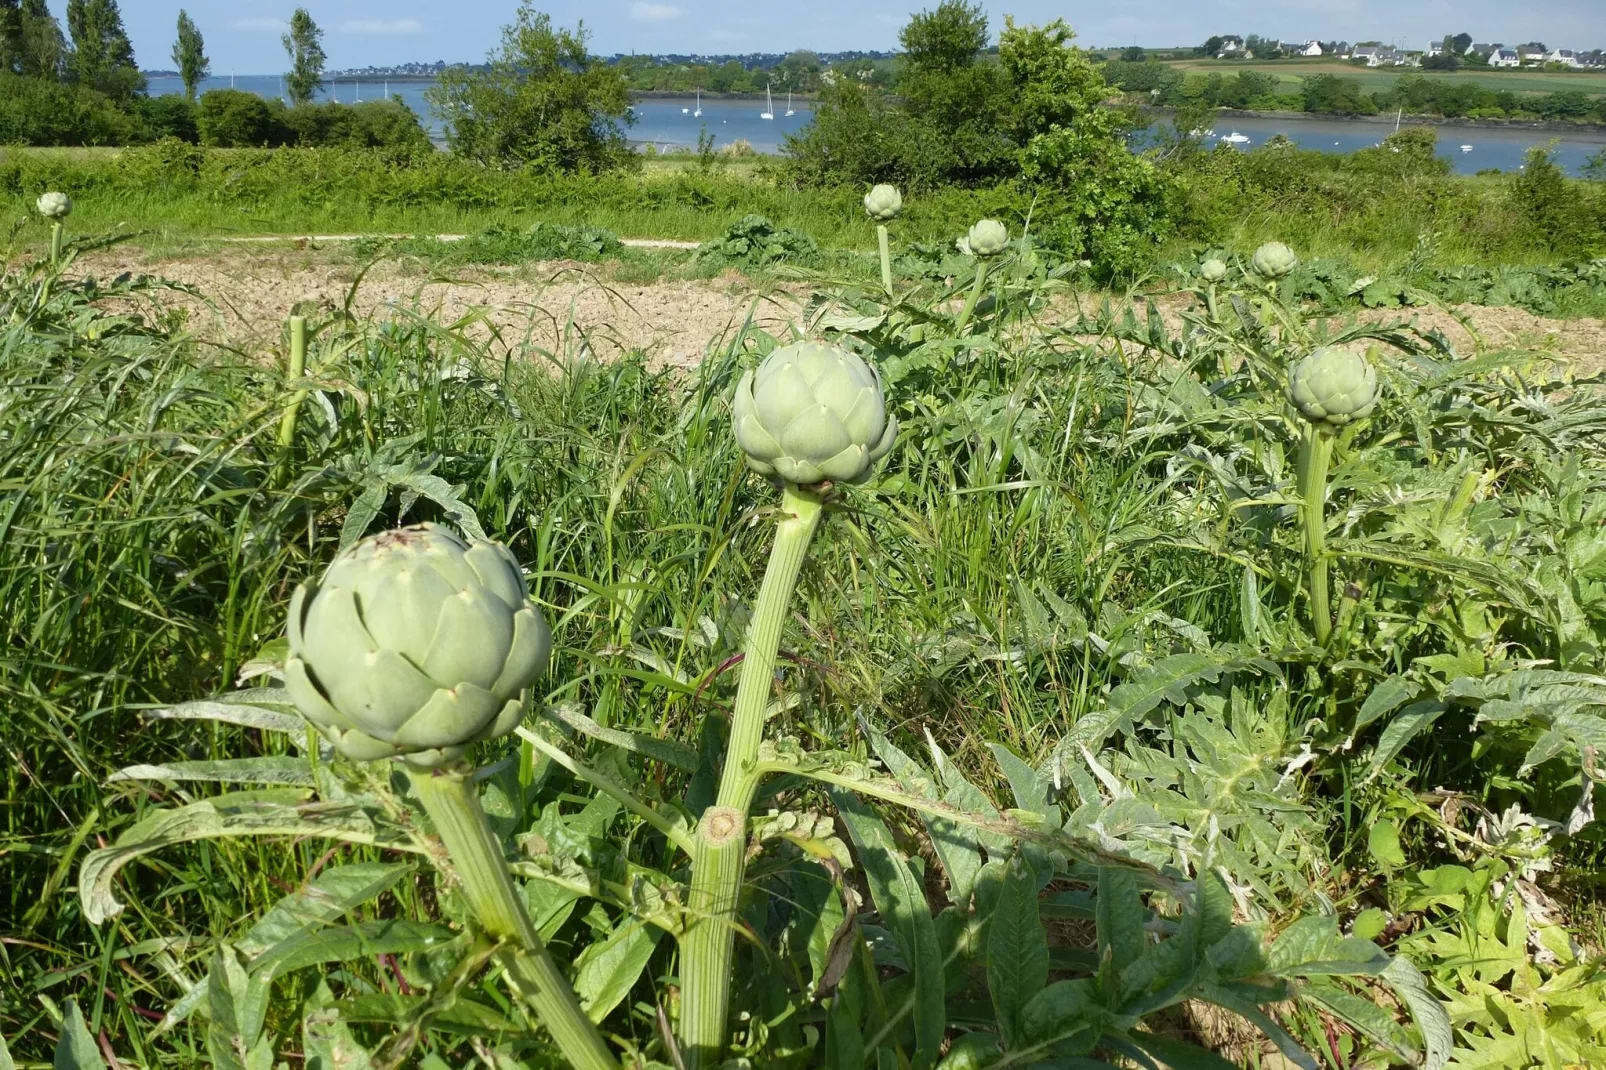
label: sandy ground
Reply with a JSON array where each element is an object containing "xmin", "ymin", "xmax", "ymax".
[{"xmin": 75, "ymin": 246, "xmax": 1606, "ymax": 371}]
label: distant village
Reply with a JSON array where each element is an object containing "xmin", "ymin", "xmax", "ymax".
[{"xmin": 1208, "ymin": 35, "xmax": 1605, "ymax": 70}]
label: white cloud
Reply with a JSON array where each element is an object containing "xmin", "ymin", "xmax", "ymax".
[
  {"xmin": 234, "ymin": 17, "xmax": 288, "ymax": 31},
  {"xmin": 630, "ymin": 2, "xmax": 684, "ymax": 22},
  {"xmin": 339, "ymin": 18, "xmax": 424, "ymax": 34}
]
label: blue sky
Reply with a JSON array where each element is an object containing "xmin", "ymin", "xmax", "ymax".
[{"xmin": 92, "ymin": 0, "xmax": 1605, "ymax": 73}]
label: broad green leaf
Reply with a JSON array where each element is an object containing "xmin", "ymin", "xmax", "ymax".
[
  {"xmin": 1355, "ymin": 676, "xmax": 1418, "ymax": 733},
  {"xmin": 1125, "ymin": 1030, "xmax": 1239, "ymax": 1070},
  {"xmin": 1019, "ymin": 978, "xmax": 1100, "ymax": 1050},
  {"xmin": 206, "ymin": 949, "xmax": 273, "ymax": 1070},
  {"xmin": 1383, "ymin": 956, "xmax": 1452, "ymax": 1070},
  {"xmin": 989, "ymin": 744, "xmax": 1053, "ymax": 820},
  {"xmin": 107, "ymin": 757, "xmax": 315, "ymax": 787},
  {"xmin": 543, "ymin": 702, "xmax": 698, "ymax": 770},
  {"xmin": 1300, "ymin": 983, "xmax": 1417, "ymax": 1063},
  {"xmin": 1365, "ymin": 700, "xmax": 1446, "ymax": 781},
  {"xmin": 150, "ymin": 693, "xmax": 305, "ymax": 735},
  {"xmin": 0, "ymin": 1030, "xmax": 14, "ymax": 1070},
  {"xmin": 1096, "ymin": 868, "xmax": 1146, "ymax": 974},
  {"xmin": 1367, "ymin": 819, "xmax": 1407, "ymax": 869},
  {"xmin": 987, "ymin": 852, "xmax": 1048, "ymax": 1049},
  {"xmin": 574, "ymin": 921, "xmax": 661, "ymax": 1023},
  {"xmin": 869, "ymin": 727, "xmax": 985, "ymax": 907},
  {"xmin": 238, "ymin": 863, "xmax": 413, "ymax": 957},
  {"xmin": 1265, "ymin": 915, "xmax": 1389, "ymax": 977},
  {"xmin": 332, "ymin": 994, "xmax": 518, "ymax": 1036},
  {"xmin": 250, "ymin": 920, "xmax": 456, "ymax": 981},
  {"xmin": 933, "ymin": 1033, "xmax": 1001, "ymax": 1069},
  {"xmin": 302, "ymin": 1004, "xmax": 374, "ymax": 1070},
  {"xmin": 53, "ymin": 1000, "xmax": 104, "ymax": 1070},
  {"xmin": 1196, "ymin": 981, "xmax": 1318, "ymax": 1070},
  {"xmin": 79, "ymin": 792, "xmax": 418, "ymax": 924},
  {"xmin": 831, "ymin": 790, "xmax": 944, "ymax": 1070}
]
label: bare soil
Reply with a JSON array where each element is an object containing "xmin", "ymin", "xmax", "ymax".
[{"xmin": 77, "ymin": 247, "xmax": 1606, "ymax": 371}]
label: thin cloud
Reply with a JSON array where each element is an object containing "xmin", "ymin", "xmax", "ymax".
[
  {"xmin": 631, "ymin": 2, "xmax": 685, "ymax": 22},
  {"xmin": 339, "ymin": 18, "xmax": 424, "ymax": 34},
  {"xmin": 710, "ymin": 28, "xmax": 746, "ymax": 42},
  {"xmin": 234, "ymin": 17, "xmax": 288, "ymax": 31}
]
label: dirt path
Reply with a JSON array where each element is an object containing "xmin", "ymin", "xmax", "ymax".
[{"xmin": 77, "ymin": 247, "xmax": 1606, "ymax": 371}]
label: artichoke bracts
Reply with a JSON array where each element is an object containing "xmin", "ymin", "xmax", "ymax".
[
  {"xmin": 1201, "ymin": 258, "xmax": 1227, "ymax": 282},
  {"xmin": 965, "ymin": 218, "xmax": 1009, "ymax": 258},
  {"xmin": 36, "ymin": 192, "xmax": 72, "ymax": 219},
  {"xmin": 286, "ymin": 523, "xmax": 551, "ymax": 767},
  {"xmin": 1251, "ymin": 241, "xmax": 1297, "ymax": 279},
  {"xmin": 733, "ymin": 341, "xmax": 896, "ymax": 487},
  {"xmin": 863, "ymin": 184, "xmax": 903, "ymax": 221},
  {"xmin": 1290, "ymin": 347, "xmax": 1380, "ymax": 426}
]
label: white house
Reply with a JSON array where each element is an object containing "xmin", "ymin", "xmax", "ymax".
[
  {"xmin": 1490, "ymin": 47, "xmax": 1520, "ymax": 68},
  {"xmin": 1298, "ymin": 40, "xmax": 1324, "ymax": 56},
  {"xmin": 1546, "ymin": 48, "xmax": 1581, "ymax": 68},
  {"xmin": 1218, "ymin": 35, "xmax": 1244, "ymax": 55},
  {"xmin": 1516, "ymin": 45, "xmax": 1549, "ymax": 63},
  {"xmin": 1427, "ymin": 41, "xmax": 1443, "ymax": 57}
]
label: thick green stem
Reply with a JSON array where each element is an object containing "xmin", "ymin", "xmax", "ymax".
[
  {"xmin": 276, "ymin": 316, "xmax": 308, "ymax": 449},
  {"xmin": 877, "ymin": 223, "xmax": 893, "ymax": 295},
  {"xmin": 49, "ymin": 222, "xmax": 63, "ymax": 268},
  {"xmin": 1296, "ymin": 423, "xmax": 1335, "ymax": 646},
  {"xmin": 410, "ymin": 768, "xmax": 616, "ymax": 1070},
  {"xmin": 679, "ymin": 806, "xmax": 747, "ymax": 1069},
  {"xmin": 679, "ymin": 483, "xmax": 824, "ymax": 1066},
  {"xmin": 955, "ymin": 259, "xmax": 991, "ymax": 334}
]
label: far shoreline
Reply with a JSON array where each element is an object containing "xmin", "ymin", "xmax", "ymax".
[{"xmin": 1207, "ymin": 106, "xmax": 1606, "ymax": 135}]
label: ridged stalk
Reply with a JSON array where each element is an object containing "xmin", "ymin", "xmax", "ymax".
[
  {"xmin": 276, "ymin": 316, "xmax": 309, "ymax": 449},
  {"xmin": 955, "ymin": 259, "xmax": 990, "ymax": 333},
  {"xmin": 49, "ymin": 222, "xmax": 63, "ymax": 268},
  {"xmin": 410, "ymin": 768, "xmax": 616, "ymax": 1070},
  {"xmin": 1296, "ymin": 423, "xmax": 1335, "ymax": 646},
  {"xmin": 680, "ymin": 483, "xmax": 824, "ymax": 1066},
  {"xmin": 877, "ymin": 223, "xmax": 893, "ymax": 295}
]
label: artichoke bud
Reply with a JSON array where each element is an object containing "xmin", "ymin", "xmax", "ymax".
[
  {"xmin": 1251, "ymin": 241, "xmax": 1297, "ymax": 279},
  {"xmin": 285, "ymin": 523, "xmax": 551, "ymax": 768},
  {"xmin": 36, "ymin": 192, "xmax": 72, "ymax": 220},
  {"xmin": 863, "ymin": 184, "xmax": 903, "ymax": 222},
  {"xmin": 966, "ymin": 219, "xmax": 1009, "ymax": 258},
  {"xmin": 733, "ymin": 340, "xmax": 897, "ymax": 487},
  {"xmin": 1288, "ymin": 347, "xmax": 1380, "ymax": 426},
  {"xmin": 1200, "ymin": 258, "xmax": 1227, "ymax": 283}
]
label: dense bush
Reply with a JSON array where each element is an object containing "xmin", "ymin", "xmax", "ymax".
[
  {"xmin": 0, "ymin": 71, "xmax": 140, "ymax": 145},
  {"xmin": 195, "ymin": 87, "xmax": 280, "ymax": 147},
  {"xmin": 196, "ymin": 90, "xmax": 429, "ymax": 150}
]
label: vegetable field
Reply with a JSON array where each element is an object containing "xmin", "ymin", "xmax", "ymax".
[{"xmin": 2, "ymin": 195, "xmax": 1606, "ymax": 1070}]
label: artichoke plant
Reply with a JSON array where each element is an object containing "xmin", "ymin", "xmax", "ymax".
[
  {"xmin": 285, "ymin": 523, "xmax": 551, "ymax": 767},
  {"xmin": 1201, "ymin": 258, "xmax": 1227, "ymax": 283},
  {"xmin": 36, "ymin": 192, "xmax": 72, "ymax": 219},
  {"xmin": 1251, "ymin": 241, "xmax": 1297, "ymax": 279},
  {"xmin": 863, "ymin": 184, "xmax": 902, "ymax": 222},
  {"xmin": 965, "ymin": 219, "xmax": 1009, "ymax": 258},
  {"xmin": 733, "ymin": 341, "xmax": 897, "ymax": 486},
  {"xmin": 1289, "ymin": 347, "xmax": 1380, "ymax": 426}
]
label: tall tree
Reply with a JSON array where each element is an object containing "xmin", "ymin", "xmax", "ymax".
[
  {"xmin": 1451, "ymin": 32, "xmax": 1472, "ymax": 54},
  {"xmin": 19, "ymin": 0, "xmax": 67, "ymax": 79},
  {"xmin": 0, "ymin": 0, "xmax": 22, "ymax": 75},
  {"xmin": 66, "ymin": 0, "xmax": 142, "ymax": 98},
  {"xmin": 899, "ymin": 0, "xmax": 989, "ymax": 73},
  {"xmin": 172, "ymin": 9, "xmax": 208, "ymax": 100},
  {"xmin": 282, "ymin": 8, "xmax": 325, "ymax": 105}
]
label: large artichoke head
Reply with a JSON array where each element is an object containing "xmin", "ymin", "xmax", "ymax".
[
  {"xmin": 1289, "ymin": 347, "xmax": 1379, "ymax": 426},
  {"xmin": 1251, "ymin": 241, "xmax": 1297, "ymax": 279},
  {"xmin": 965, "ymin": 219, "xmax": 1009, "ymax": 258},
  {"xmin": 285, "ymin": 523, "xmax": 551, "ymax": 768},
  {"xmin": 36, "ymin": 192, "xmax": 72, "ymax": 220},
  {"xmin": 733, "ymin": 340, "xmax": 897, "ymax": 486},
  {"xmin": 1200, "ymin": 258, "xmax": 1227, "ymax": 283},
  {"xmin": 864, "ymin": 184, "xmax": 903, "ymax": 222}
]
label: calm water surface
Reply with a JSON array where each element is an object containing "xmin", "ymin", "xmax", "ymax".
[{"xmin": 148, "ymin": 78, "xmax": 1603, "ymax": 174}]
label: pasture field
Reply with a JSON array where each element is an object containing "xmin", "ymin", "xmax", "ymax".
[{"xmin": 1162, "ymin": 57, "xmax": 1606, "ymax": 96}]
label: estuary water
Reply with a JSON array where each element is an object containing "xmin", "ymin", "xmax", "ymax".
[{"xmin": 147, "ymin": 77, "xmax": 1604, "ymax": 174}]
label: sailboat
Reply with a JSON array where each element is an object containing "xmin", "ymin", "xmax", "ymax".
[
  {"xmin": 682, "ymin": 104, "xmax": 690, "ymax": 114},
  {"xmin": 760, "ymin": 84, "xmax": 774, "ymax": 120},
  {"xmin": 785, "ymin": 91, "xmax": 795, "ymax": 116},
  {"xmin": 694, "ymin": 89, "xmax": 702, "ymax": 118}
]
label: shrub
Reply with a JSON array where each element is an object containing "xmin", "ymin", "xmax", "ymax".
[
  {"xmin": 196, "ymin": 88, "xmax": 287, "ymax": 147},
  {"xmin": 281, "ymin": 99, "xmax": 430, "ymax": 152},
  {"xmin": 133, "ymin": 93, "xmax": 199, "ymax": 142},
  {"xmin": 1512, "ymin": 145, "xmax": 1605, "ymax": 254},
  {"xmin": 0, "ymin": 71, "xmax": 141, "ymax": 145}
]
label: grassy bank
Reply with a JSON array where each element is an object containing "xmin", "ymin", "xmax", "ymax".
[
  {"xmin": 3, "ymin": 214, "xmax": 1605, "ymax": 1066},
  {"xmin": 1160, "ymin": 58, "xmax": 1606, "ymax": 96}
]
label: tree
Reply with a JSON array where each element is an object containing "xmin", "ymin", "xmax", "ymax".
[
  {"xmin": 172, "ymin": 10, "xmax": 208, "ymax": 100},
  {"xmin": 1121, "ymin": 45, "xmax": 1145, "ymax": 62},
  {"xmin": 0, "ymin": 0, "xmax": 22, "ymax": 75},
  {"xmin": 1451, "ymin": 32, "xmax": 1472, "ymax": 54},
  {"xmin": 900, "ymin": 0, "xmax": 989, "ymax": 73},
  {"xmin": 1197, "ymin": 35, "xmax": 1225, "ymax": 57},
  {"xmin": 282, "ymin": 8, "xmax": 325, "ymax": 106},
  {"xmin": 426, "ymin": 3, "xmax": 632, "ymax": 172},
  {"xmin": 65, "ymin": 0, "xmax": 142, "ymax": 98},
  {"xmin": 17, "ymin": 0, "xmax": 66, "ymax": 79}
]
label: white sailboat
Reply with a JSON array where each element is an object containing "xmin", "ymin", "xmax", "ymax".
[
  {"xmin": 760, "ymin": 84, "xmax": 774, "ymax": 120},
  {"xmin": 785, "ymin": 91, "xmax": 794, "ymax": 116},
  {"xmin": 1222, "ymin": 131, "xmax": 1250, "ymax": 145},
  {"xmin": 694, "ymin": 89, "xmax": 702, "ymax": 117},
  {"xmin": 1460, "ymin": 144, "xmax": 1474, "ymax": 153},
  {"xmin": 682, "ymin": 104, "xmax": 690, "ymax": 114}
]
